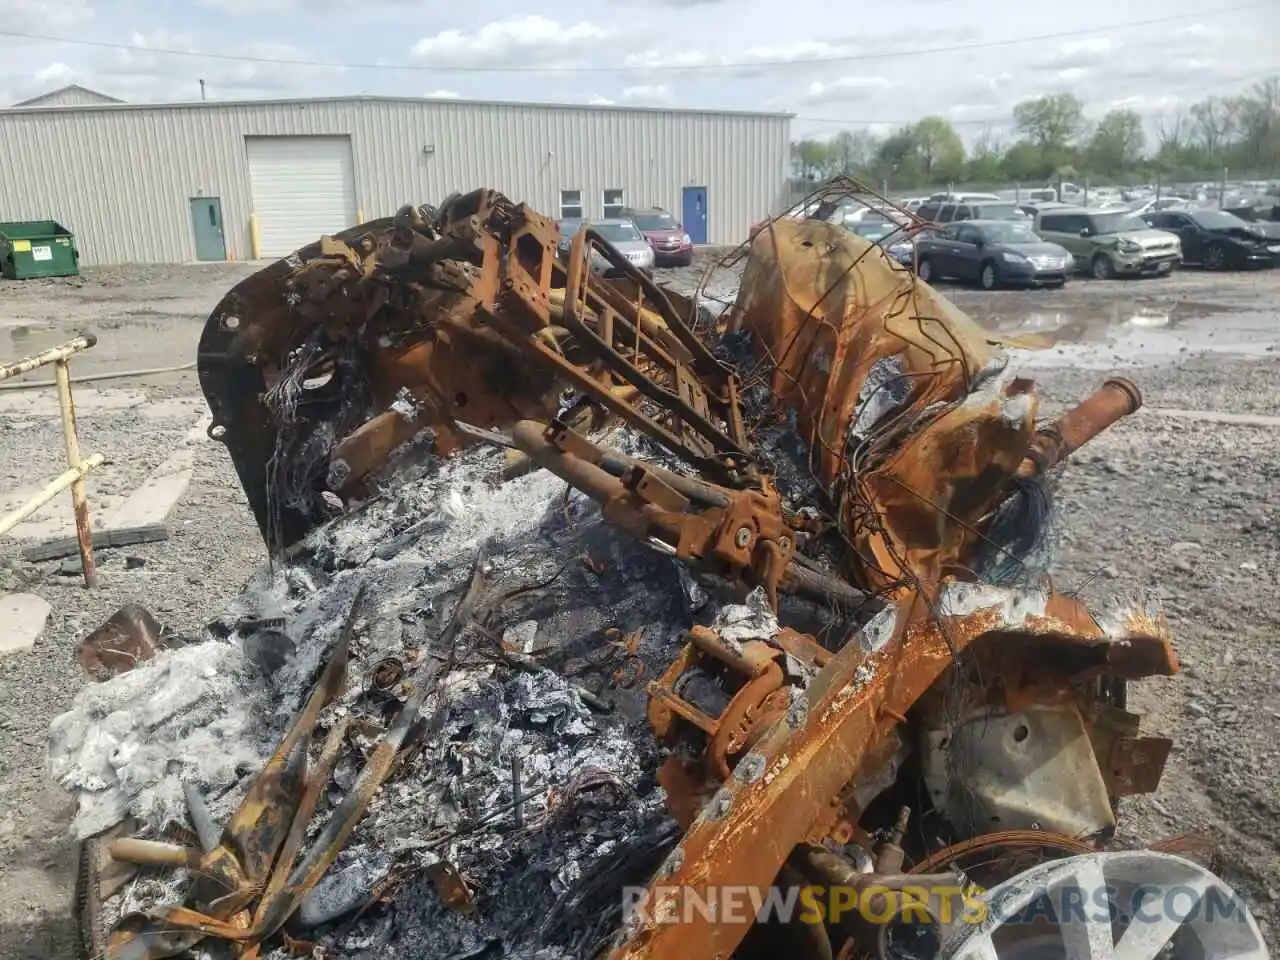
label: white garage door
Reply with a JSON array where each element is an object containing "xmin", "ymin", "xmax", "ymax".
[{"xmin": 245, "ymin": 136, "xmax": 357, "ymax": 258}]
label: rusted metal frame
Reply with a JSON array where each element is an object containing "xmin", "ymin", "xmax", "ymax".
[
  {"xmin": 507, "ymin": 252, "xmax": 747, "ymax": 470},
  {"xmin": 540, "ymin": 297, "xmax": 747, "ymax": 473},
  {"xmin": 560, "ymin": 228, "xmax": 748, "ymax": 459},
  {"xmin": 610, "ymin": 598, "xmax": 992, "ymax": 960},
  {"xmin": 545, "ymin": 417, "xmax": 730, "ymax": 509},
  {"xmin": 0, "ymin": 335, "xmax": 102, "ymax": 586},
  {"xmin": 512, "ymin": 419, "xmax": 869, "ymax": 612},
  {"xmin": 577, "ymin": 226, "xmax": 735, "ymax": 393},
  {"xmin": 485, "ymin": 294, "xmax": 739, "ymax": 481},
  {"xmin": 476, "ymin": 225, "xmax": 743, "ymax": 474}
]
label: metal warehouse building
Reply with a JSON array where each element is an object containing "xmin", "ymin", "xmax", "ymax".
[{"xmin": 0, "ymin": 95, "xmax": 792, "ymax": 266}]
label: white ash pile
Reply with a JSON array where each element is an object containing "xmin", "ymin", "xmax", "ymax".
[{"xmin": 48, "ymin": 435, "xmax": 752, "ymax": 958}]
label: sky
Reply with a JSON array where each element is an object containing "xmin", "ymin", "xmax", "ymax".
[{"xmin": 0, "ymin": 0, "xmax": 1276, "ymax": 143}]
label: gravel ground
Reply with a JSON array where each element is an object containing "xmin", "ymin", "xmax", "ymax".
[{"xmin": 0, "ymin": 259, "xmax": 1277, "ymax": 955}]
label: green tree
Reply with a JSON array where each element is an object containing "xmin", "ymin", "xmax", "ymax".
[
  {"xmin": 875, "ymin": 129, "xmax": 926, "ymax": 188},
  {"xmin": 1000, "ymin": 142, "xmax": 1045, "ymax": 181},
  {"xmin": 1231, "ymin": 78, "xmax": 1280, "ymax": 168},
  {"xmin": 1188, "ymin": 96, "xmax": 1237, "ymax": 155},
  {"xmin": 828, "ymin": 129, "xmax": 881, "ymax": 177},
  {"xmin": 909, "ymin": 116, "xmax": 966, "ymax": 182},
  {"xmin": 1013, "ymin": 93, "xmax": 1084, "ymax": 150},
  {"xmin": 966, "ymin": 125, "xmax": 1006, "ymax": 183},
  {"xmin": 791, "ymin": 139, "xmax": 833, "ymax": 180},
  {"xmin": 1087, "ymin": 109, "xmax": 1145, "ymax": 175}
]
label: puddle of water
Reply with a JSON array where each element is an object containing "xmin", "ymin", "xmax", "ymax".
[
  {"xmin": 981, "ymin": 299, "xmax": 1278, "ymax": 369},
  {"xmin": 0, "ymin": 314, "xmax": 198, "ymax": 372}
]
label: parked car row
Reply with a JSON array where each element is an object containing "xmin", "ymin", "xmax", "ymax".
[
  {"xmin": 843, "ymin": 204, "xmax": 1280, "ymax": 290},
  {"xmin": 555, "ymin": 206, "xmax": 695, "ymax": 277}
]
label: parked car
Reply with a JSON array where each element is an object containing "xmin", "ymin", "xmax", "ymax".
[
  {"xmin": 915, "ymin": 199, "xmax": 1027, "ymax": 224},
  {"xmin": 622, "ymin": 207, "xmax": 693, "ymax": 266},
  {"xmin": 1034, "ymin": 207, "xmax": 1181, "ymax": 279},
  {"xmin": 1140, "ymin": 209, "xmax": 1280, "ymax": 269},
  {"xmin": 557, "ymin": 218, "xmax": 655, "ymax": 275},
  {"xmin": 1121, "ymin": 197, "xmax": 1187, "ymax": 216},
  {"xmin": 849, "ymin": 218, "xmax": 905, "ymax": 244},
  {"xmin": 914, "ymin": 219, "xmax": 1072, "ymax": 289},
  {"xmin": 925, "ymin": 191, "xmax": 1001, "ymax": 203}
]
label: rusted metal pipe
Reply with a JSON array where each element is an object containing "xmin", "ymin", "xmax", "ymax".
[
  {"xmin": 55, "ymin": 358, "xmax": 98, "ymax": 587},
  {"xmin": 1017, "ymin": 377, "xmax": 1142, "ymax": 477},
  {"xmin": 0, "ymin": 334, "xmax": 97, "ymax": 381},
  {"xmin": 512, "ymin": 420, "xmax": 630, "ymax": 507},
  {"xmin": 106, "ymin": 838, "xmax": 202, "ymax": 870}
]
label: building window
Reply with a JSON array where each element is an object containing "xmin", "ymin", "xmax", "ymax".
[
  {"xmin": 603, "ymin": 188, "xmax": 625, "ymax": 219},
  {"xmin": 560, "ymin": 189, "xmax": 583, "ymax": 220}
]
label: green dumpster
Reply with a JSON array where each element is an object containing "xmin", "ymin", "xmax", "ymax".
[{"xmin": 0, "ymin": 220, "xmax": 79, "ymax": 279}]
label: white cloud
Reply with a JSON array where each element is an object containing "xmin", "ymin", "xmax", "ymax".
[
  {"xmin": 620, "ymin": 84, "xmax": 673, "ymax": 104},
  {"xmin": 802, "ymin": 76, "xmax": 895, "ymax": 104},
  {"xmin": 84, "ymin": 31, "xmax": 321, "ymax": 102},
  {"xmin": 425, "ymin": 89, "xmax": 460, "ymax": 98},
  {"xmin": 411, "ymin": 16, "xmax": 615, "ymax": 68},
  {"xmin": 1, "ymin": 0, "xmax": 93, "ymax": 32},
  {"xmin": 34, "ymin": 62, "xmax": 74, "ymax": 85},
  {"xmin": 587, "ymin": 94, "xmax": 616, "ymax": 105},
  {"xmin": 0, "ymin": 0, "xmax": 1273, "ymax": 140},
  {"xmin": 626, "ymin": 39, "xmax": 853, "ymax": 71}
]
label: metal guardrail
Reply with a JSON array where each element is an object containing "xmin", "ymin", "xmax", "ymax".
[{"xmin": 0, "ymin": 335, "xmax": 103, "ymax": 587}]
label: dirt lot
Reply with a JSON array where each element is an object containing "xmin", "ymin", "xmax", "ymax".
[{"xmin": 0, "ymin": 259, "xmax": 1277, "ymax": 956}]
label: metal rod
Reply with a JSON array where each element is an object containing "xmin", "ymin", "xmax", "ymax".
[
  {"xmin": 511, "ymin": 756, "xmax": 523, "ymax": 827},
  {"xmin": 55, "ymin": 358, "xmax": 98, "ymax": 587},
  {"xmin": 0, "ymin": 454, "xmax": 104, "ymax": 537},
  {"xmin": 0, "ymin": 334, "xmax": 97, "ymax": 381}
]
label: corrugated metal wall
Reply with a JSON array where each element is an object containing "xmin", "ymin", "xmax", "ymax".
[{"xmin": 0, "ymin": 98, "xmax": 790, "ymax": 265}]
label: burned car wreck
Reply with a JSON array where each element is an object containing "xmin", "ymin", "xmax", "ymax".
[{"xmin": 51, "ymin": 179, "xmax": 1269, "ymax": 960}]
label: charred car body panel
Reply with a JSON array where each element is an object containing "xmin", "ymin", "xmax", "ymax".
[{"xmin": 75, "ymin": 177, "xmax": 1249, "ymax": 960}]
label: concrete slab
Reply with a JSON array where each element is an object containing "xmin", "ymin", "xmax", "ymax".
[
  {"xmin": 0, "ymin": 593, "xmax": 51, "ymax": 654},
  {"xmin": 99, "ymin": 412, "xmax": 211, "ymax": 530}
]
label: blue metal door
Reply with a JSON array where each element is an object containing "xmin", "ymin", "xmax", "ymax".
[
  {"xmin": 190, "ymin": 197, "xmax": 226, "ymax": 261},
  {"xmin": 682, "ymin": 186, "xmax": 708, "ymax": 244}
]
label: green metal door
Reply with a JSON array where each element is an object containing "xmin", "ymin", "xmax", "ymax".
[{"xmin": 190, "ymin": 197, "xmax": 226, "ymax": 261}]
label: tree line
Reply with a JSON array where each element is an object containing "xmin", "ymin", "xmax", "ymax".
[{"xmin": 791, "ymin": 77, "xmax": 1280, "ymax": 190}]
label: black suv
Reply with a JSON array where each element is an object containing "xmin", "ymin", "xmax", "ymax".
[{"xmin": 1140, "ymin": 209, "xmax": 1279, "ymax": 270}]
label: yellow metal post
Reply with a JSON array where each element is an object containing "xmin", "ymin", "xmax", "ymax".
[
  {"xmin": 54, "ymin": 357, "xmax": 98, "ymax": 586},
  {"xmin": 249, "ymin": 214, "xmax": 261, "ymax": 260},
  {"xmin": 0, "ymin": 335, "xmax": 102, "ymax": 588}
]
